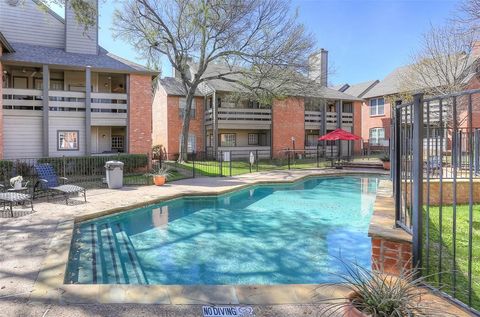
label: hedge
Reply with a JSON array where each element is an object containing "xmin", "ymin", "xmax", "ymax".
[{"xmin": 37, "ymin": 154, "xmax": 149, "ymax": 176}]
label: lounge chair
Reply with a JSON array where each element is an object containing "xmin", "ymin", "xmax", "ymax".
[
  {"xmin": 34, "ymin": 164, "xmax": 86, "ymax": 205},
  {"xmin": 425, "ymin": 156, "xmax": 442, "ymax": 176}
]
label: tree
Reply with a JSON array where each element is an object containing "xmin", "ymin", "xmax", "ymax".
[
  {"xmin": 40, "ymin": 0, "xmax": 98, "ymax": 30},
  {"xmin": 399, "ymin": 23, "xmax": 474, "ymax": 97},
  {"xmin": 113, "ymin": 0, "xmax": 317, "ymax": 162}
]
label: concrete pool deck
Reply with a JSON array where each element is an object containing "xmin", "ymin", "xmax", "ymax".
[{"xmin": 0, "ymin": 169, "xmax": 473, "ymax": 316}]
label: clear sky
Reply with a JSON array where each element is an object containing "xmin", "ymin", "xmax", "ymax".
[{"xmin": 51, "ymin": 0, "xmax": 460, "ymax": 85}]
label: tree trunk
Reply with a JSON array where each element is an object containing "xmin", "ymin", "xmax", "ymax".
[{"xmin": 178, "ymin": 91, "xmax": 196, "ymax": 163}]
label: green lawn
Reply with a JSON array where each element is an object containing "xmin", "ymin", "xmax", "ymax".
[
  {"xmin": 180, "ymin": 159, "xmax": 327, "ymax": 176},
  {"xmin": 424, "ymin": 204, "xmax": 480, "ymax": 309}
]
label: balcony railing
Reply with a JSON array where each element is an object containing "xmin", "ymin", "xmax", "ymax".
[
  {"xmin": 205, "ymin": 108, "xmax": 272, "ymax": 125},
  {"xmin": 2, "ymin": 88, "xmax": 43, "ymax": 110}
]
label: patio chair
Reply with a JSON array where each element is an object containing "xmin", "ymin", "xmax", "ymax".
[{"xmin": 34, "ymin": 164, "xmax": 86, "ymax": 205}]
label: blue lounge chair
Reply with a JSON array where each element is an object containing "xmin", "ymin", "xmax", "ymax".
[
  {"xmin": 425, "ymin": 156, "xmax": 442, "ymax": 176},
  {"xmin": 34, "ymin": 164, "xmax": 86, "ymax": 205}
]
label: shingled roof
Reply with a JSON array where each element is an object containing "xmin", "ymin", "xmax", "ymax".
[
  {"xmin": 159, "ymin": 77, "xmax": 203, "ymax": 96},
  {"xmin": 0, "ymin": 42, "xmax": 157, "ymax": 75},
  {"xmin": 343, "ymin": 80, "xmax": 379, "ymax": 98}
]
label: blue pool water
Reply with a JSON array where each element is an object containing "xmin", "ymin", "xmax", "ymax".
[{"xmin": 66, "ymin": 176, "xmax": 378, "ymax": 285}]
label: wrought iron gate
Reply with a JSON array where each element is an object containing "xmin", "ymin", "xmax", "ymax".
[{"xmin": 392, "ymin": 89, "xmax": 480, "ymax": 313}]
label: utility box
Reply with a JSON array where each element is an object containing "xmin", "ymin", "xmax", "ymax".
[{"xmin": 105, "ymin": 161, "xmax": 124, "ymax": 189}]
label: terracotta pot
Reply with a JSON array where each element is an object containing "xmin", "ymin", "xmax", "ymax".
[
  {"xmin": 345, "ymin": 292, "xmax": 370, "ymax": 317},
  {"xmin": 383, "ymin": 161, "xmax": 391, "ymax": 170},
  {"xmin": 153, "ymin": 175, "xmax": 166, "ymax": 186}
]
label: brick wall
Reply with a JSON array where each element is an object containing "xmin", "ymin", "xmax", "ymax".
[
  {"xmin": 272, "ymin": 97, "xmax": 305, "ymax": 158},
  {"xmin": 353, "ymin": 100, "xmax": 362, "ymax": 154},
  {"xmin": 166, "ymin": 96, "xmax": 204, "ymax": 158},
  {"xmin": 404, "ymin": 180, "xmax": 480, "ymax": 206},
  {"xmin": 128, "ymin": 74, "xmax": 153, "ymax": 155},
  {"xmin": 371, "ymin": 237, "xmax": 412, "ymax": 275},
  {"xmin": 0, "ymin": 47, "xmax": 3, "ymax": 159}
]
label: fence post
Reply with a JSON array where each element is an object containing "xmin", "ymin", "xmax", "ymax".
[
  {"xmin": 394, "ymin": 102, "xmax": 402, "ymax": 226},
  {"xmin": 287, "ymin": 149, "xmax": 291, "ymax": 170},
  {"xmin": 62, "ymin": 155, "xmax": 66, "ymax": 178},
  {"xmin": 256, "ymin": 150, "xmax": 259, "ymax": 172},
  {"xmin": 411, "ymin": 93, "xmax": 424, "ymax": 269},
  {"xmin": 229, "ymin": 155, "xmax": 232, "ymax": 177},
  {"xmin": 316, "ymin": 146, "xmax": 320, "ymax": 168},
  {"xmin": 219, "ymin": 151, "xmax": 223, "ymax": 177},
  {"xmin": 192, "ymin": 156, "xmax": 196, "ymax": 178}
]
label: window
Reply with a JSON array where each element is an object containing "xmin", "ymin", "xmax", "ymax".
[
  {"xmin": 179, "ymin": 98, "xmax": 196, "ymax": 119},
  {"xmin": 248, "ymin": 133, "xmax": 259, "ymax": 145},
  {"xmin": 58, "ymin": 130, "xmax": 79, "ymax": 151},
  {"xmin": 342, "ymin": 103, "xmax": 353, "ymax": 113},
  {"xmin": 370, "ymin": 98, "xmax": 385, "ymax": 116},
  {"xmin": 179, "ymin": 134, "xmax": 196, "ymax": 153},
  {"xmin": 13, "ymin": 76, "xmax": 28, "ymax": 89},
  {"xmin": 111, "ymin": 135, "xmax": 124, "ymax": 152},
  {"xmin": 369, "ymin": 128, "xmax": 385, "ymax": 145},
  {"xmin": 220, "ymin": 133, "xmax": 236, "ymax": 147},
  {"xmin": 306, "ymin": 134, "xmax": 319, "ymax": 147}
]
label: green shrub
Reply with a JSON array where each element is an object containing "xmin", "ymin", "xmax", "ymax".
[{"xmin": 37, "ymin": 154, "xmax": 149, "ymax": 177}]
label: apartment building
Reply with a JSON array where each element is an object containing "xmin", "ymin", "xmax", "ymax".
[
  {"xmin": 153, "ymin": 50, "xmax": 363, "ymax": 158},
  {"xmin": 337, "ymin": 42, "xmax": 480, "ymax": 149},
  {"xmin": 0, "ymin": 0, "xmax": 155, "ymax": 159}
]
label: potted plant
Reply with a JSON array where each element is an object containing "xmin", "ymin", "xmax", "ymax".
[
  {"xmin": 380, "ymin": 155, "xmax": 390, "ymax": 170},
  {"xmin": 10, "ymin": 175, "xmax": 24, "ymax": 190},
  {"xmin": 318, "ymin": 261, "xmax": 437, "ymax": 317},
  {"xmin": 146, "ymin": 166, "xmax": 171, "ymax": 186}
]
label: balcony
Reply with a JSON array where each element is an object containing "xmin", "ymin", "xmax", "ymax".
[
  {"xmin": 205, "ymin": 108, "xmax": 272, "ymax": 129},
  {"xmin": 2, "ymin": 88, "xmax": 43, "ymax": 112},
  {"xmin": 91, "ymin": 92, "xmax": 128, "ymax": 126},
  {"xmin": 2, "ymin": 88, "xmax": 128, "ymax": 125}
]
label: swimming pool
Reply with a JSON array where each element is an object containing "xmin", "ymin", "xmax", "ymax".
[{"xmin": 66, "ymin": 176, "xmax": 378, "ymax": 285}]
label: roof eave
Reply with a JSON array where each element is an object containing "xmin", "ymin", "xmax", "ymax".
[{"xmin": 0, "ymin": 33, "xmax": 14, "ymax": 53}]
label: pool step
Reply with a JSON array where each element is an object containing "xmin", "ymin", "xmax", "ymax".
[{"xmin": 74, "ymin": 222, "xmax": 147, "ymax": 284}]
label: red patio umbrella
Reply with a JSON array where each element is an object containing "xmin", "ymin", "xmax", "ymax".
[
  {"xmin": 318, "ymin": 128, "xmax": 362, "ymax": 141},
  {"xmin": 318, "ymin": 128, "xmax": 362, "ymax": 161}
]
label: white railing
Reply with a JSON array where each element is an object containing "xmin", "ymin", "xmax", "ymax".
[
  {"xmin": 217, "ymin": 108, "xmax": 271, "ymax": 122},
  {"xmin": 326, "ymin": 112, "xmax": 337, "ymax": 126},
  {"xmin": 2, "ymin": 88, "xmax": 43, "ymax": 109},
  {"xmin": 91, "ymin": 92, "xmax": 128, "ymax": 113},
  {"xmin": 305, "ymin": 111, "xmax": 322, "ymax": 124},
  {"xmin": 49, "ymin": 90, "xmax": 86, "ymax": 110},
  {"xmin": 204, "ymin": 108, "xmax": 272, "ymax": 125},
  {"xmin": 341, "ymin": 112, "xmax": 354, "ymax": 125}
]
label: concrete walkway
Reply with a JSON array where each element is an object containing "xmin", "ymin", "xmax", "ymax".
[{"xmin": 0, "ymin": 169, "xmax": 471, "ymax": 316}]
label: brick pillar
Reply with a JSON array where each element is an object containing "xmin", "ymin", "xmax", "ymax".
[
  {"xmin": 128, "ymin": 74, "xmax": 153, "ymax": 155},
  {"xmin": 353, "ymin": 101, "xmax": 362, "ymax": 155},
  {"xmin": 371, "ymin": 237, "xmax": 412, "ymax": 275},
  {"xmin": 0, "ymin": 47, "xmax": 3, "ymax": 158},
  {"xmin": 271, "ymin": 97, "xmax": 305, "ymax": 158}
]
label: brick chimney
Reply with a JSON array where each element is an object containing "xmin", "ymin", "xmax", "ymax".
[{"xmin": 308, "ymin": 49, "xmax": 328, "ymax": 87}]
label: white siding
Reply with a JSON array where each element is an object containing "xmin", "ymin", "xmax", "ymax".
[
  {"xmin": 3, "ymin": 111, "xmax": 43, "ymax": 159},
  {"xmin": 49, "ymin": 114, "xmax": 86, "ymax": 156},
  {"xmin": 65, "ymin": 0, "xmax": 98, "ymax": 54},
  {"xmin": 0, "ymin": 0, "xmax": 65, "ymax": 48}
]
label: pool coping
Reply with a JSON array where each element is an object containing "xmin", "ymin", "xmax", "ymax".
[{"xmin": 31, "ymin": 169, "xmax": 388, "ymax": 305}]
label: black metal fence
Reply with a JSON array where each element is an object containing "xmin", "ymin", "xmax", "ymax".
[
  {"xmin": 393, "ymin": 89, "xmax": 480, "ymax": 312},
  {"xmin": 157, "ymin": 147, "xmax": 375, "ymax": 178},
  {"xmin": 0, "ymin": 153, "xmax": 153, "ymax": 191}
]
